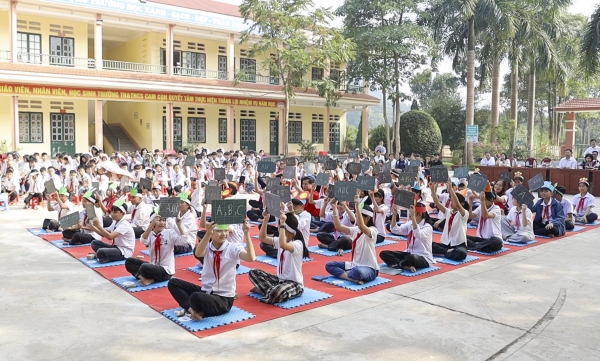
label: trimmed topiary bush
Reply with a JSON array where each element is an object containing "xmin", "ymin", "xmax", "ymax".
[{"xmin": 399, "ymin": 110, "xmax": 442, "ymax": 156}]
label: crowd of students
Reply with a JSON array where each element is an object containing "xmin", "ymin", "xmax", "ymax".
[{"xmin": 2, "ymin": 145, "xmax": 596, "ymax": 321}]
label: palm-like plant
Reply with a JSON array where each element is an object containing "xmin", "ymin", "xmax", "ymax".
[{"xmin": 580, "ymin": 4, "xmax": 600, "ymax": 78}]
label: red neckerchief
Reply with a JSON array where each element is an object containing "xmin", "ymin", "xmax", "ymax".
[
  {"xmin": 515, "ymin": 211, "xmax": 521, "ymax": 228},
  {"xmin": 154, "ymin": 232, "xmax": 162, "ymax": 264},
  {"xmin": 406, "ymin": 230, "xmax": 414, "ymax": 251},
  {"xmin": 69, "ymin": 182, "xmax": 74, "ymax": 192},
  {"xmin": 445, "ymin": 197, "xmax": 451, "ymax": 208},
  {"xmin": 478, "ymin": 211, "xmax": 487, "ymax": 236},
  {"xmin": 351, "ymin": 232, "xmax": 364, "ymax": 261},
  {"xmin": 543, "ymin": 204, "xmax": 550, "ymax": 222},
  {"xmin": 213, "ymin": 249, "xmax": 223, "ymax": 287},
  {"xmin": 447, "ymin": 212, "xmax": 457, "ymax": 234},
  {"xmin": 577, "ymin": 196, "xmax": 586, "ymax": 213},
  {"xmin": 105, "ymin": 196, "xmax": 116, "ymax": 210},
  {"xmin": 131, "ymin": 206, "xmax": 137, "ymax": 221}
]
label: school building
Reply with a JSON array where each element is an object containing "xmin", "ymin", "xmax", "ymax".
[{"xmin": 0, "ymin": 0, "xmax": 378, "ymax": 156}]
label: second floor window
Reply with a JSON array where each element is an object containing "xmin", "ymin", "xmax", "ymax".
[
  {"xmin": 50, "ymin": 36, "xmax": 74, "ymax": 66},
  {"xmin": 182, "ymin": 52, "xmax": 206, "ymax": 71},
  {"xmin": 312, "ymin": 67, "xmax": 324, "ymax": 81},
  {"xmin": 218, "ymin": 55, "xmax": 228, "ymax": 80},
  {"xmin": 17, "ymin": 32, "xmax": 41, "ymax": 64},
  {"xmin": 240, "ymin": 58, "xmax": 256, "ymax": 82}
]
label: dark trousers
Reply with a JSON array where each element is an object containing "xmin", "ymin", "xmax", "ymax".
[
  {"xmin": 174, "ymin": 243, "xmax": 192, "ymax": 255},
  {"xmin": 62, "ymin": 229, "xmax": 78, "ymax": 240},
  {"xmin": 316, "ymin": 233, "xmax": 352, "ymax": 251},
  {"xmin": 70, "ymin": 232, "xmax": 95, "ymax": 245},
  {"xmin": 125, "ymin": 258, "xmax": 171, "ymax": 282},
  {"xmin": 584, "ymin": 213, "xmax": 598, "ymax": 223},
  {"xmin": 432, "ymin": 242, "xmax": 467, "ymax": 261},
  {"xmin": 132, "ymin": 227, "xmax": 144, "ymax": 239},
  {"xmin": 24, "ymin": 193, "xmax": 42, "ymax": 205},
  {"xmin": 260, "ymin": 242, "xmax": 278, "ymax": 258},
  {"xmin": 380, "ymin": 250, "xmax": 429, "ymax": 269},
  {"xmin": 258, "ymin": 223, "xmax": 279, "ymax": 236},
  {"xmin": 428, "ymin": 217, "xmax": 446, "ymax": 231},
  {"xmin": 316, "ymin": 222, "xmax": 335, "ymax": 233},
  {"xmin": 167, "ymin": 278, "xmax": 234, "ymax": 317},
  {"xmin": 532, "ymin": 220, "xmax": 560, "ymax": 237},
  {"xmin": 91, "ymin": 240, "xmax": 124, "ymax": 261},
  {"xmin": 6, "ymin": 190, "xmax": 17, "ymax": 202},
  {"xmin": 565, "ymin": 221, "xmax": 575, "ymax": 231},
  {"xmin": 102, "ymin": 216, "xmax": 113, "ymax": 228},
  {"xmin": 466, "ymin": 236, "xmax": 503, "ymax": 252}
]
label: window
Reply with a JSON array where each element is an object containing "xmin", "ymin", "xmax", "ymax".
[
  {"xmin": 19, "ymin": 112, "xmax": 43, "ymax": 143},
  {"xmin": 240, "ymin": 58, "xmax": 256, "ymax": 82},
  {"xmin": 218, "ymin": 118, "xmax": 227, "ymax": 143},
  {"xmin": 312, "ymin": 122, "xmax": 324, "ymax": 144},
  {"xmin": 181, "ymin": 52, "xmax": 206, "ymax": 76},
  {"xmin": 330, "ymin": 69, "xmax": 345, "ymax": 89},
  {"xmin": 312, "ymin": 67, "xmax": 324, "ymax": 81},
  {"xmin": 187, "ymin": 117, "xmax": 206, "ymax": 143},
  {"xmin": 50, "ymin": 36, "xmax": 74, "ymax": 66},
  {"xmin": 17, "ymin": 32, "xmax": 41, "ymax": 64},
  {"xmin": 288, "ymin": 121, "xmax": 302, "ymax": 144},
  {"xmin": 218, "ymin": 55, "xmax": 228, "ymax": 80}
]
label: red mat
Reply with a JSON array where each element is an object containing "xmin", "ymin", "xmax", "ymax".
[{"xmin": 31, "ymin": 223, "xmax": 597, "ymax": 338}]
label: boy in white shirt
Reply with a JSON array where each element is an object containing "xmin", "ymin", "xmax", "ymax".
[
  {"xmin": 431, "ymin": 181, "xmax": 469, "ymax": 261},
  {"xmin": 466, "ymin": 182, "xmax": 503, "ymax": 253},
  {"xmin": 23, "ymin": 169, "xmax": 45, "ymax": 209},
  {"xmin": 554, "ymin": 186, "xmax": 574, "ymax": 231},
  {"xmin": 502, "ymin": 197, "xmax": 535, "ymax": 243},
  {"xmin": 87, "ymin": 197, "xmax": 136, "ymax": 263}
]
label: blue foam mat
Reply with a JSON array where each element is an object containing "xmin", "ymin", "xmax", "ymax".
[
  {"xmin": 535, "ymin": 235, "xmax": 553, "ymax": 239},
  {"xmin": 385, "ymin": 233, "xmax": 407, "ymax": 241},
  {"xmin": 78, "ymin": 257, "xmax": 126, "ymax": 268},
  {"xmin": 162, "ymin": 306, "xmax": 255, "ymax": 332},
  {"xmin": 313, "ymin": 275, "xmax": 391, "ymax": 291},
  {"xmin": 433, "ymin": 229, "xmax": 443, "ymax": 235},
  {"xmin": 434, "ymin": 255, "xmax": 480, "ymax": 265},
  {"xmin": 575, "ymin": 221, "xmax": 599, "ymax": 226},
  {"xmin": 375, "ymin": 240, "xmax": 399, "ymax": 248},
  {"xmin": 28, "ymin": 228, "xmax": 61, "ymax": 236},
  {"xmin": 504, "ymin": 239, "xmax": 537, "ymax": 247},
  {"xmin": 378, "ymin": 264, "xmax": 441, "ymax": 277},
  {"xmin": 50, "ymin": 240, "xmax": 89, "ymax": 249},
  {"xmin": 569, "ymin": 226, "xmax": 586, "ymax": 232},
  {"xmin": 187, "ymin": 264, "xmax": 251, "ymax": 276},
  {"xmin": 247, "ymin": 287, "xmax": 332, "ymax": 309},
  {"xmin": 469, "ymin": 247, "xmax": 511, "ymax": 256},
  {"xmin": 467, "ymin": 223, "xmax": 477, "ymax": 229},
  {"xmin": 141, "ymin": 249, "xmax": 193, "ymax": 258},
  {"xmin": 307, "ymin": 245, "xmax": 351, "ymax": 257},
  {"xmin": 255, "ymin": 255, "xmax": 313, "ymax": 267},
  {"xmin": 112, "ymin": 275, "xmax": 170, "ymax": 293}
]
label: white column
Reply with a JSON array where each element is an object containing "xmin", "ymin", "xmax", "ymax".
[
  {"xmin": 166, "ymin": 24, "xmax": 174, "ymax": 76},
  {"xmin": 166, "ymin": 103, "xmax": 174, "ymax": 149},
  {"xmin": 95, "ymin": 100, "xmax": 103, "ymax": 147},
  {"xmin": 9, "ymin": 1, "xmax": 17, "ymax": 63},
  {"xmin": 228, "ymin": 105, "xmax": 235, "ymax": 150},
  {"xmin": 11, "ymin": 96, "xmax": 19, "ymax": 150},
  {"xmin": 94, "ymin": 14, "xmax": 103, "ymax": 70},
  {"xmin": 227, "ymin": 33, "xmax": 235, "ymax": 81}
]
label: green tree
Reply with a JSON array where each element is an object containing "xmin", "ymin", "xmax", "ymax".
[
  {"xmin": 368, "ymin": 124, "xmax": 391, "ymax": 151},
  {"xmin": 239, "ymin": 0, "xmax": 355, "ymax": 155},
  {"xmin": 345, "ymin": 125, "xmax": 358, "ymax": 152},
  {"xmin": 399, "ymin": 110, "xmax": 442, "ymax": 156},
  {"xmin": 580, "ymin": 4, "xmax": 600, "ymax": 77}
]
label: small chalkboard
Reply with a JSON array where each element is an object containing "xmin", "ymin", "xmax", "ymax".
[
  {"xmin": 347, "ymin": 162, "xmax": 362, "ymax": 175},
  {"xmin": 468, "ymin": 174, "xmax": 488, "ymax": 193},
  {"xmin": 325, "ymin": 160, "xmax": 337, "ymax": 171},
  {"xmin": 226, "ymin": 174, "xmax": 234, "ymax": 181},
  {"xmin": 334, "ymin": 181, "xmax": 358, "ymax": 202},
  {"xmin": 361, "ymin": 160, "xmax": 371, "ymax": 173},
  {"xmin": 84, "ymin": 203, "xmax": 97, "ymax": 221},
  {"xmin": 44, "ymin": 180, "xmax": 57, "ymax": 194},
  {"xmin": 257, "ymin": 161, "xmax": 276, "ymax": 173},
  {"xmin": 204, "ymin": 186, "xmax": 222, "ymax": 204},
  {"xmin": 410, "ymin": 160, "xmax": 421, "ymax": 168},
  {"xmin": 527, "ymin": 173, "xmax": 544, "ymax": 191},
  {"xmin": 349, "ymin": 150, "xmax": 359, "ymax": 159},
  {"xmin": 59, "ymin": 212, "xmax": 80, "ymax": 230},
  {"xmin": 512, "ymin": 184, "xmax": 535, "ymax": 205},
  {"xmin": 91, "ymin": 181, "xmax": 99, "ymax": 191},
  {"xmin": 356, "ymin": 176, "xmax": 376, "ymax": 191},
  {"xmin": 184, "ymin": 156, "xmax": 196, "ymax": 167},
  {"xmin": 265, "ymin": 192, "xmax": 281, "ymax": 218},
  {"xmin": 378, "ymin": 170, "xmax": 392, "ymax": 184},
  {"xmin": 499, "ymin": 172, "xmax": 512, "ymax": 183},
  {"xmin": 265, "ymin": 177, "xmax": 280, "ymax": 189},
  {"xmin": 304, "ymin": 162, "xmax": 316, "ymax": 175},
  {"xmin": 211, "ymin": 199, "xmax": 246, "ymax": 225},
  {"xmin": 327, "ymin": 184, "xmax": 335, "ymax": 198},
  {"xmin": 283, "ymin": 166, "xmax": 296, "ymax": 179},
  {"xmin": 395, "ymin": 189, "xmax": 416, "ymax": 209},
  {"xmin": 318, "ymin": 155, "xmax": 329, "ymax": 164},
  {"xmin": 272, "ymin": 185, "xmax": 291, "ymax": 202},
  {"xmin": 453, "ymin": 167, "xmax": 469, "ymax": 179},
  {"xmin": 315, "ymin": 173, "xmax": 330, "ymax": 187},
  {"xmin": 214, "ymin": 168, "xmax": 225, "ymax": 181},
  {"xmin": 373, "ymin": 164, "xmax": 381, "ymax": 174},
  {"xmin": 207, "ymin": 180, "xmax": 218, "ymax": 187},
  {"xmin": 398, "ymin": 172, "xmax": 417, "ymax": 186},
  {"xmin": 139, "ymin": 178, "xmax": 151, "ymax": 191},
  {"xmin": 383, "ymin": 161, "xmax": 392, "ymax": 172},
  {"xmin": 159, "ymin": 197, "xmax": 180, "ymax": 218},
  {"xmin": 407, "ymin": 165, "xmax": 420, "ymax": 173},
  {"xmin": 430, "ymin": 166, "xmax": 449, "ymax": 183},
  {"xmin": 285, "ymin": 157, "xmax": 296, "ymax": 167}
]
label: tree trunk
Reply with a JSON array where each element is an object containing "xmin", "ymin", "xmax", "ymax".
[
  {"xmin": 526, "ymin": 65, "xmax": 535, "ymax": 153},
  {"xmin": 465, "ymin": 16, "xmax": 475, "ymax": 166},
  {"xmin": 283, "ymin": 87, "xmax": 290, "ymax": 156},
  {"xmin": 383, "ymin": 89, "xmax": 390, "ymax": 153},
  {"xmin": 490, "ymin": 57, "xmax": 501, "ymax": 143},
  {"xmin": 548, "ymin": 82, "xmax": 553, "ymax": 144},
  {"xmin": 394, "ymin": 55, "xmax": 401, "ymax": 158},
  {"xmin": 510, "ymin": 55, "xmax": 519, "ymax": 149}
]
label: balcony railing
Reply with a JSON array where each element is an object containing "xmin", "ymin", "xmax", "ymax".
[
  {"xmin": 16, "ymin": 52, "xmax": 95, "ymax": 68},
  {"xmin": 235, "ymin": 69, "xmax": 280, "ymax": 85},
  {"xmin": 0, "ymin": 50, "xmax": 10, "ymax": 62},
  {"xmin": 173, "ymin": 67, "xmax": 228, "ymax": 80},
  {"xmin": 103, "ymin": 60, "xmax": 166, "ymax": 74}
]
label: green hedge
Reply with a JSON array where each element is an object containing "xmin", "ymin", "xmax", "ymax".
[{"xmin": 399, "ymin": 110, "xmax": 442, "ymax": 156}]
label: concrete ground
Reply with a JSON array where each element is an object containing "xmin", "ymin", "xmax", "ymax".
[{"xmin": 1, "ymin": 196, "xmax": 599, "ymax": 361}]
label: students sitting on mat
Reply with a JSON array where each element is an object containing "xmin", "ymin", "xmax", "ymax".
[
  {"xmin": 379, "ymin": 202, "xmax": 434, "ymax": 272},
  {"xmin": 316, "ymin": 198, "xmax": 356, "ymax": 252},
  {"xmin": 505, "ymin": 172, "xmax": 524, "ymax": 206},
  {"xmin": 127, "ymin": 189, "xmax": 153, "ymax": 239},
  {"xmin": 289, "ymin": 198, "xmax": 311, "ymax": 246},
  {"xmin": 250, "ymin": 211, "xmax": 309, "ymax": 304},
  {"xmin": 194, "ymin": 199, "xmax": 244, "ymax": 265},
  {"xmin": 98, "ymin": 183, "xmax": 119, "ymax": 227},
  {"xmin": 324, "ymin": 192, "xmax": 380, "ymax": 284},
  {"xmin": 501, "ymin": 196, "xmax": 535, "ymax": 243},
  {"xmin": 572, "ymin": 178, "xmax": 598, "ymax": 224},
  {"xmin": 125, "ymin": 215, "xmax": 189, "ymax": 286},
  {"xmin": 429, "ymin": 178, "xmax": 459, "ymax": 232},
  {"xmin": 466, "ymin": 182, "xmax": 503, "ymax": 253},
  {"xmin": 44, "ymin": 188, "xmax": 76, "ymax": 241},
  {"xmin": 167, "ymin": 221, "xmax": 256, "ymax": 321},
  {"xmin": 553, "ymin": 186, "xmax": 574, "ymax": 231},
  {"xmin": 66, "ymin": 190, "xmax": 103, "ymax": 245},
  {"xmin": 313, "ymin": 195, "xmax": 345, "ymax": 234},
  {"xmin": 165, "ymin": 192, "xmax": 198, "ymax": 254},
  {"xmin": 369, "ymin": 189, "xmax": 388, "ymax": 244},
  {"xmin": 430, "ymin": 180, "xmax": 469, "ymax": 261},
  {"xmin": 87, "ymin": 197, "xmax": 136, "ymax": 263},
  {"xmin": 529, "ymin": 182, "xmax": 565, "ymax": 238}
]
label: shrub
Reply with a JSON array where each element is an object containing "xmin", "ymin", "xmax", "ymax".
[
  {"xmin": 297, "ymin": 139, "xmax": 317, "ymax": 161},
  {"xmin": 399, "ymin": 110, "xmax": 442, "ymax": 156}
]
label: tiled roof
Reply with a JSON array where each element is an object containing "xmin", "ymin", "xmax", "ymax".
[
  {"xmin": 554, "ymin": 98, "xmax": 600, "ymax": 112},
  {"xmin": 150, "ymin": 0, "xmax": 241, "ymax": 17},
  {"xmin": 0, "ymin": 62, "xmax": 379, "ymax": 102}
]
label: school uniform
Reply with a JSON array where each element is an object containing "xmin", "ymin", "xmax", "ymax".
[
  {"xmin": 125, "ymin": 229, "xmax": 189, "ymax": 282},
  {"xmin": 316, "ymin": 211, "xmax": 354, "ymax": 251},
  {"xmin": 69, "ymin": 207, "xmax": 103, "ymax": 245},
  {"xmin": 53, "ymin": 200, "xmax": 76, "ymax": 238},
  {"xmin": 168, "ymin": 240, "xmax": 243, "ymax": 316},
  {"xmin": 466, "ymin": 204, "xmax": 503, "ymax": 252},
  {"xmin": 558, "ymin": 197, "xmax": 574, "ymax": 231},
  {"xmin": 24, "ymin": 177, "xmax": 44, "ymax": 205},
  {"xmin": 380, "ymin": 220, "xmax": 434, "ymax": 269},
  {"xmin": 429, "ymin": 193, "xmax": 452, "ymax": 230},
  {"xmin": 166, "ymin": 210, "xmax": 198, "ymax": 254},
  {"xmin": 501, "ymin": 206, "xmax": 535, "ymax": 243},
  {"xmin": 128, "ymin": 202, "xmax": 153, "ymax": 238},
  {"xmin": 325, "ymin": 226, "xmax": 380, "ymax": 283},
  {"xmin": 372, "ymin": 204, "xmax": 388, "ymax": 243},
  {"xmin": 249, "ymin": 238, "xmax": 304, "ymax": 303},
  {"xmin": 529, "ymin": 198, "xmax": 565, "ymax": 237},
  {"xmin": 572, "ymin": 193, "xmax": 598, "ymax": 224},
  {"xmin": 91, "ymin": 220, "xmax": 136, "ymax": 262},
  {"xmin": 432, "ymin": 208, "xmax": 469, "ymax": 261}
]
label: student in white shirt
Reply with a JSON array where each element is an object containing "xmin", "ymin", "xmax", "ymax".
[
  {"xmin": 128, "ymin": 190, "xmax": 153, "ymax": 238},
  {"xmin": 572, "ymin": 178, "xmax": 598, "ymax": 224},
  {"xmin": 165, "ymin": 192, "xmax": 198, "ymax": 254},
  {"xmin": 325, "ymin": 193, "xmax": 380, "ymax": 284},
  {"xmin": 44, "ymin": 188, "xmax": 76, "ymax": 240},
  {"xmin": 168, "ymin": 221, "xmax": 256, "ymax": 321},
  {"xmin": 428, "ymin": 180, "xmax": 459, "ymax": 231},
  {"xmin": 370, "ymin": 189, "xmax": 388, "ymax": 243},
  {"xmin": 430, "ymin": 181, "xmax": 469, "ymax": 261},
  {"xmin": 554, "ymin": 186, "xmax": 574, "ymax": 231},
  {"xmin": 125, "ymin": 215, "xmax": 189, "ymax": 286},
  {"xmin": 316, "ymin": 199, "xmax": 355, "ymax": 251},
  {"xmin": 88, "ymin": 198, "xmax": 136, "ymax": 263},
  {"xmin": 66, "ymin": 190, "xmax": 104, "ymax": 245},
  {"xmin": 23, "ymin": 169, "xmax": 45, "ymax": 209},
  {"xmin": 2, "ymin": 168, "xmax": 20, "ymax": 202},
  {"xmin": 466, "ymin": 183, "xmax": 503, "ymax": 253},
  {"xmin": 501, "ymin": 198, "xmax": 535, "ymax": 243},
  {"xmin": 252, "ymin": 212, "xmax": 309, "ymax": 304}
]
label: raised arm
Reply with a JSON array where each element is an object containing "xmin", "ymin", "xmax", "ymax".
[
  {"xmin": 430, "ymin": 182, "xmax": 446, "ymax": 213},
  {"xmin": 277, "ymin": 214, "xmax": 295, "ymax": 252},
  {"xmin": 330, "ymin": 199, "xmax": 352, "ymax": 235},
  {"xmin": 354, "ymin": 192, "xmax": 372, "ymax": 235},
  {"xmin": 239, "ymin": 220, "xmax": 256, "ymax": 262},
  {"xmin": 258, "ymin": 210, "xmax": 275, "ymax": 245},
  {"xmin": 194, "ymin": 222, "xmax": 215, "ymax": 258}
]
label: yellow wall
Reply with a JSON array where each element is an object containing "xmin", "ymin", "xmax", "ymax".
[
  {"xmin": 104, "ymin": 32, "xmax": 151, "ymax": 64},
  {"xmin": 16, "ymin": 14, "xmax": 88, "ymax": 60},
  {"xmin": 104, "ymin": 100, "xmax": 162, "ymax": 149},
  {"xmin": 0, "ymin": 10, "xmax": 8, "ymax": 53}
]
